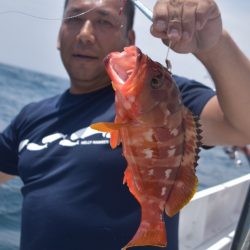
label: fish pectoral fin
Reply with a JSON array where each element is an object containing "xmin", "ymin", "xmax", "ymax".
[
  {"xmin": 110, "ymin": 130, "xmax": 121, "ymax": 149},
  {"xmin": 90, "ymin": 122, "xmax": 122, "ymax": 132},
  {"xmin": 90, "ymin": 122, "xmax": 123, "ymax": 149}
]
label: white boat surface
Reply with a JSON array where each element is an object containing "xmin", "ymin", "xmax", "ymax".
[{"xmin": 179, "ymin": 173, "xmax": 250, "ymax": 250}]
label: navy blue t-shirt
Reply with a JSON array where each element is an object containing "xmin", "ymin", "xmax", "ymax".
[{"xmin": 0, "ymin": 76, "xmax": 215, "ymax": 250}]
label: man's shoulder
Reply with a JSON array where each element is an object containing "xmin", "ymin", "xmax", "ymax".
[
  {"xmin": 173, "ymin": 74, "xmax": 215, "ymax": 115},
  {"xmin": 15, "ymin": 91, "xmax": 65, "ymax": 124},
  {"xmin": 22, "ymin": 91, "xmax": 66, "ymax": 113},
  {"xmin": 173, "ymin": 74, "xmax": 214, "ymax": 92}
]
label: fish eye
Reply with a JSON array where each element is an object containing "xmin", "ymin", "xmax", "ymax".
[{"xmin": 151, "ymin": 73, "xmax": 163, "ymax": 89}]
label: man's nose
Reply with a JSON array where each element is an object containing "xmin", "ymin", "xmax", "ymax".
[{"xmin": 77, "ymin": 20, "xmax": 95, "ymax": 44}]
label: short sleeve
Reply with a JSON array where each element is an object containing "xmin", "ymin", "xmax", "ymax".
[
  {"xmin": 0, "ymin": 102, "xmax": 33, "ymax": 176},
  {"xmin": 173, "ymin": 75, "xmax": 216, "ymax": 116},
  {"xmin": 0, "ymin": 119, "xmax": 19, "ymax": 175}
]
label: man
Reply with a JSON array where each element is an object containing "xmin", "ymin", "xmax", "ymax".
[{"xmin": 0, "ymin": 0, "xmax": 250, "ymax": 249}]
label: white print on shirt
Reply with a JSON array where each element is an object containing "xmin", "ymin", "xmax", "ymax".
[{"xmin": 18, "ymin": 126, "xmax": 110, "ymax": 152}]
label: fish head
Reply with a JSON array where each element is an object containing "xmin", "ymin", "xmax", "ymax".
[{"xmin": 105, "ymin": 45, "xmax": 180, "ymax": 124}]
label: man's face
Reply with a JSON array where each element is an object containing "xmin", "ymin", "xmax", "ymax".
[{"xmin": 58, "ymin": 0, "xmax": 134, "ymax": 93}]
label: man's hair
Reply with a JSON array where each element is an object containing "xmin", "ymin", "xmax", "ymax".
[{"xmin": 64, "ymin": 0, "xmax": 135, "ymax": 31}]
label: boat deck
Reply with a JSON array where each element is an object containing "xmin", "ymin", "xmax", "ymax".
[{"xmin": 179, "ymin": 174, "xmax": 250, "ymax": 250}]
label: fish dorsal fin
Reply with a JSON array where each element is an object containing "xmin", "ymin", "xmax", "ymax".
[
  {"xmin": 90, "ymin": 122, "xmax": 125, "ymax": 149},
  {"xmin": 164, "ymin": 107, "xmax": 201, "ymax": 217}
]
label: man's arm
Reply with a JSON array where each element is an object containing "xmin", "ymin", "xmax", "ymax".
[
  {"xmin": 151, "ymin": 0, "xmax": 250, "ymax": 146},
  {"xmin": 0, "ymin": 172, "xmax": 15, "ymax": 185},
  {"xmin": 195, "ymin": 31, "xmax": 250, "ymax": 146}
]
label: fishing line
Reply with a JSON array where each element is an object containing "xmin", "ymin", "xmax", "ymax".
[
  {"xmin": 0, "ymin": 6, "xmax": 98, "ymax": 21},
  {"xmin": 166, "ymin": 41, "xmax": 172, "ymax": 61},
  {"xmin": 165, "ymin": 41, "xmax": 172, "ymax": 71},
  {"xmin": 0, "ymin": 0, "xmax": 126, "ymax": 21},
  {"xmin": 132, "ymin": 0, "xmax": 173, "ymax": 70}
]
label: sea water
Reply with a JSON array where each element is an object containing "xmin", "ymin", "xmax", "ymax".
[{"xmin": 0, "ymin": 62, "xmax": 249, "ymax": 250}]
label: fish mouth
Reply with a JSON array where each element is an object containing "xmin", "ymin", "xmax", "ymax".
[{"xmin": 104, "ymin": 46, "xmax": 142, "ymax": 86}]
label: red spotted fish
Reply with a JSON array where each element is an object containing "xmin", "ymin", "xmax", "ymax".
[{"xmin": 91, "ymin": 45, "xmax": 202, "ymax": 249}]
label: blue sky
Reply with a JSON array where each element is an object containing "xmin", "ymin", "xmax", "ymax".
[{"xmin": 0, "ymin": 0, "xmax": 249, "ymax": 88}]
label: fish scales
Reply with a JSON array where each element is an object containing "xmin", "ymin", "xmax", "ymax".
[{"xmin": 91, "ymin": 46, "xmax": 201, "ymax": 249}]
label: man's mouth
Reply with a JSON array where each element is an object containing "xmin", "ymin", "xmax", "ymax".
[{"xmin": 73, "ymin": 54, "xmax": 98, "ymax": 60}]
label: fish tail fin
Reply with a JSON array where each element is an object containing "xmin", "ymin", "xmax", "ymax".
[
  {"xmin": 123, "ymin": 167, "xmax": 168, "ymax": 250},
  {"xmin": 122, "ymin": 216, "xmax": 167, "ymax": 250},
  {"xmin": 165, "ymin": 107, "xmax": 201, "ymax": 217}
]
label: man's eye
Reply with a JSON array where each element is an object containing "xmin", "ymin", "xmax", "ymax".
[
  {"xmin": 64, "ymin": 17, "xmax": 81, "ymax": 23},
  {"xmin": 97, "ymin": 19, "xmax": 113, "ymax": 27}
]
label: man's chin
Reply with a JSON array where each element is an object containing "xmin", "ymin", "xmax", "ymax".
[
  {"xmin": 68, "ymin": 65, "xmax": 105, "ymax": 80},
  {"xmin": 69, "ymin": 78, "xmax": 111, "ymax": 94},
  {"xmin": 68, "ymin": 69, "xmax": 109, "ymax": 85}
]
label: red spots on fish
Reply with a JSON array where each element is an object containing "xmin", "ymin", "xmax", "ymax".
[{"xmin": 91, "ymin": 46, "xmax": 201, "ymax": 249}]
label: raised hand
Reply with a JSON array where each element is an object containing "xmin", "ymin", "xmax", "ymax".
[{"xmin": 150, "ymin": 0, "xmax": 222, "ymax": 53}]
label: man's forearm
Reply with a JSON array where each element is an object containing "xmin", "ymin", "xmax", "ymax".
[{"xmin": 195, "ymin": 30, "xmax": 250, "ymax": 139}]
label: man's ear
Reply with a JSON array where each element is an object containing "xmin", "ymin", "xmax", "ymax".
[{"xmin": 127, "ymin": 30, "xmax": 136, "ymax": 46}]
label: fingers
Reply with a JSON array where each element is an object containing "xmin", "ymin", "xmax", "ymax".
[
  {"xmin": 151, "ymin": 0, "xmax": 183, "ymax": 43},
  {"xmin": 150, "ymin": 0, "xmax": 221, "ymax": 43},
  {"xmin": 150, "ymin": 1, "xmax": 169, "ymax": 38},
  {"xmin": 195, "ymin": 0, "xmax": 221, "ymax": 30},
  {"xmin": 150, "ymin": 0, "xmax": 189, "ymax": 45},
  {"xmin": 167, "ymin": 0, "xmax": 183, "ymax": 42},
  {"xmin": 181, "ymin": 1, "xmax": 196, "ymax": 41}
]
